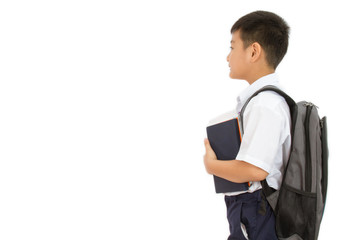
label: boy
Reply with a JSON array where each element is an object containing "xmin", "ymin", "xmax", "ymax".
[{"xmin": 203, "ymin": 11, "xmax": 291, "ymax": 240}]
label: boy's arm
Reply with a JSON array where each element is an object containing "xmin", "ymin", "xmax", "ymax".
[{"xmin": 203, "ymin": 138, "xmax": 268, "ymax": 183}]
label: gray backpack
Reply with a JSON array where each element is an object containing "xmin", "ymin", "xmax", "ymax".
[{"xmin": 240, "ymin": 86, "xmax": 328, "ymax": 240}]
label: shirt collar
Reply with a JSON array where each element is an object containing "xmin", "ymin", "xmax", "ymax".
[{"xmin": 236, "ymin": 73, "xmax": 280, "ymax": 113}]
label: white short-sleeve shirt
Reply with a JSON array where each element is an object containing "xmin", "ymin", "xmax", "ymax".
[{"xmin": 225, "ymin": 73, "xmax": 291, "ymax": 196}]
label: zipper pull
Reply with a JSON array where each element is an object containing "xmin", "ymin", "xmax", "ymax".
[{"xmin": 303, "ymin": 102, "xmax": 318, "ymax": 108}]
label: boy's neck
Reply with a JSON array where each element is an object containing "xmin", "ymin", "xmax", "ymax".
[{"xmin": 246, "ymin": 68, "xmax": 275, "ymax": 85}]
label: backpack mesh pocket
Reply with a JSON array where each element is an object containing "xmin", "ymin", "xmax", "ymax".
[{"xmin": 276, "ymin": 184, "xmax": 317, "ymax": 239}]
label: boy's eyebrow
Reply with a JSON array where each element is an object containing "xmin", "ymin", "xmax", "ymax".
[{"xmin": 230, "ymin": 40, "xmax": 235, "ymax": 44}]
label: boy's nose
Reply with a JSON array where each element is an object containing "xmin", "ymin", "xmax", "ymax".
[{"xmin": 226, "ymin": 54, "xmax": 229, "ymax": 62}]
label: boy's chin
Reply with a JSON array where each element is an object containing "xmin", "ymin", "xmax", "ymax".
[
  {"xmin": 229, "ymin": 72, "xmax": 241, "ymax": 80},
  {"xmin": 229, "ymin": 73, "xmax": 248, "ymax": 82}
]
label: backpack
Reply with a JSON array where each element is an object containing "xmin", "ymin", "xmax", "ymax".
[{"xmin": 239, "ymin": 85, "xmax": 328, "ymax": 240}]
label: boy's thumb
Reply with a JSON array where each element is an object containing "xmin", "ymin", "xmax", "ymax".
[{"xmin": 204, "ymin": 138, "xmax": 210, "ymax": 148}]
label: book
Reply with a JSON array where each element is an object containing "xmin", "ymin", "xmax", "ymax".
[{"xmin": 206, "ymin": 112, "xmax": 249, "ymax": 193}]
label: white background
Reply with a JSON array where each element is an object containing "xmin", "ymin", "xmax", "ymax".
[{"xmin": 0, "ymin": 0, "xmax": 358, "ymax": 239}]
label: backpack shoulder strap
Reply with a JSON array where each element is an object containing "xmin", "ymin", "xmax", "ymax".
[{"xmin": 238, "ymin": 85, "xmax": 298, "ymax": 203}]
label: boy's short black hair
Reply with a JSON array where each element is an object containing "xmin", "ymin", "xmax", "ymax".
[{"xmin": 231, "ymin": 11, "xmax": 290, "ymax": 69}]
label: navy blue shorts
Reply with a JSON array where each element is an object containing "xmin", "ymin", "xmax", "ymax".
[{"xmin": 225, "ymin": 190, "xmax": 278, "ymax": 240}]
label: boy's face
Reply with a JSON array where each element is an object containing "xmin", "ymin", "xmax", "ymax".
[{"xmin": 227, "ymin": 30, "xmax": 252, "ymax": 80}]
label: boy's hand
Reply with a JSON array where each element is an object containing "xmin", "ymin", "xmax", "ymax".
[{"xmin": 203, "ymin": 138, "xmax": 217, "ymax": 174}]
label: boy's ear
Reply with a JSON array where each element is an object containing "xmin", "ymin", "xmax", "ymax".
[{"xmin": 249, "ymin": 42, "xmax": 262, "ymax": 62}]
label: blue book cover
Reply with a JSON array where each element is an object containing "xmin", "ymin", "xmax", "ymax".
[{"xmin": 206, "ymin": 117, "xmax": 249, "ymax": 193}]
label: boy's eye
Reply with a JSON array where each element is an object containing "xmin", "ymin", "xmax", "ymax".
[{"xmin": 230, "ymin": 47, "xmax": 233, "ymax": 50}]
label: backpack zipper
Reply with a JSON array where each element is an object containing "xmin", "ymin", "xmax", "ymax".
[
  {"xmin": 304, "ymin": 102, "xmax": 318, "ymax": 108},
  {"xmin": 304, "ymin": 102, "xmax": 313, "ymax": 192}
]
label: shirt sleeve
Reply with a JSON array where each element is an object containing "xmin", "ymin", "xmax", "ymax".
[{"xmin": 236, "ymin": 100, "xmax": 285, "ymax": 173}]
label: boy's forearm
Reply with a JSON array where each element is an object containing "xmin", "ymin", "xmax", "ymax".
[{"xmin": 207, "ymin": 159, "xmax": 268, "ymax": 183}]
